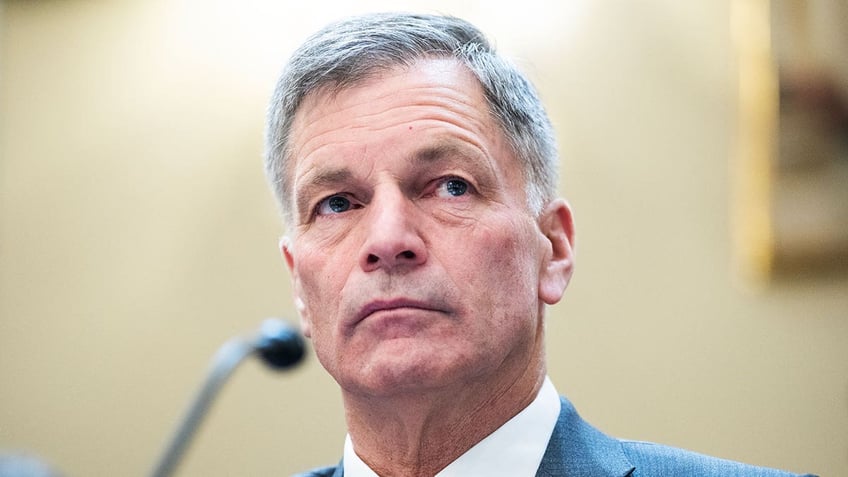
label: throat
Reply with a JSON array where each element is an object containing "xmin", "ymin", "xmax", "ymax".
[{"xmin": 342, "ymin": 372, "xmax": 546, "ymax": 477}]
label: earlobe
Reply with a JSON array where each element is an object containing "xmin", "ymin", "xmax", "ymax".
[
  {"xmin": 295, "ymin": 297, "xmax": 312, "ymax": 338},
  {"xmin": 538, "ymin": 198, "xmax": 576, "ymax": 305}
]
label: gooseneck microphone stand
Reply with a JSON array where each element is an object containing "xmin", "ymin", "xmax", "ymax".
[{"xmin": 149, "ymin": 318, "xmax": 305, "ymax": 477}]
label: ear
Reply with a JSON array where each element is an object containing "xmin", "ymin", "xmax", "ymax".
[
  {"xmin": 281, "ymin": 236, "xmax": 312, "ymax": 338},
  {"xmin": 538, "ymin": 199, "xmax": 576, "ymax": 305}
]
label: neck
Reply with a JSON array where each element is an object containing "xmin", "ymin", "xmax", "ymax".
[{"xmin": 342, "ymin": 357, "xmax": 546, "ymax": 477}]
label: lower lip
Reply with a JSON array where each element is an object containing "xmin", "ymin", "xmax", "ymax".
[{"xmin": 359, "ymin": 307, "xmax": 436, "ymax": 337}]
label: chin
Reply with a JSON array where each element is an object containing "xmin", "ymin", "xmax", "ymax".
[{"xmin": 340, "ymin": 348, "xmax": 474, "ymax": 398}]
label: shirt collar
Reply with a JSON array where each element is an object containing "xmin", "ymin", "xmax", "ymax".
[{"xmin": 344, "ymin": 376, "xmax": 561, "ymax": 477}]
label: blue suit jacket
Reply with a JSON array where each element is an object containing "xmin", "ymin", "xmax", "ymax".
[{"xmin": 295, "ymin": 396, "xmax": 816, "ymax": 477}]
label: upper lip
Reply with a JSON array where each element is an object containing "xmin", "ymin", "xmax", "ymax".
[{"xmin": 353, "ymin": 298, "xmax": 442, "ymax": 325}]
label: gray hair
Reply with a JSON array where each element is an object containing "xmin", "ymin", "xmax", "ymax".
[{"xmin": 264, "ymin": 12, "xmax": 559, "ymax": 226}]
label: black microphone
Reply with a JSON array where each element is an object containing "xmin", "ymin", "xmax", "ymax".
[
  {"xmin": 255, "ymin": 318, "xmax": 306, "ymax": 369},
  {"xmin": 149, "ymin": 318, "xmax": 305, "ymax": 477}
]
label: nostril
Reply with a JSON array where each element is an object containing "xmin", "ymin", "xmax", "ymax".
[
  {"xmin": 399, "ymin": 250, "xmax": 415, "ymax": 260},
  {"xmin": 367, "ymin": 254, "xmax": 379, "ymax": 264}
]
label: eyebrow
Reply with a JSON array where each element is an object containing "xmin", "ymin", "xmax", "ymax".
[
  {"xmin": 410, "ymin": 140, "xmax": 496, "ymax": 189},
  {"xmin": 411, "ymin": 141, "xmax": 478, "ymax": 167}
]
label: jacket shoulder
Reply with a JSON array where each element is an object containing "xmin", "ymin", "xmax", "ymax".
[{"xmin": 620, "ymin": 440, "xmax": 816, "ymax": 477}]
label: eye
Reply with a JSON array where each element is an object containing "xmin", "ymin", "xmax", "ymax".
[
  {"xmin": 436, "ymin": 178, "xmax": 470, "ymax": 198},
  {"xmin": 316, "ymin": 194, "xmax": 359, "ymax": 215}
]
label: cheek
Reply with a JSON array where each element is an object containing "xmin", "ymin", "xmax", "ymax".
[
  {"xmin": 293, "ymin": 246, "xmax": 347, "ymax": 332},
  {"xmin": 484, "ymin": 215, "xmax": 539, "ymax": 273},
  {"xmin": 449, "ymin": 218, "xmax": 541, "ymax": 317},
  {"xmin": 295, "ymin": 261, "xmax": 344, "ymax": 373}
]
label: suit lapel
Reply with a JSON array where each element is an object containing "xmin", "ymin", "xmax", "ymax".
[{"xmin": 535, "ymin": 397, "xmax": 635, "ymax": 477}]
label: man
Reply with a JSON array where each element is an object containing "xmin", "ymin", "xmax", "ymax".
[{"xmin": 264, "ymin": 12, "xmax": 815, "ymax": 477}]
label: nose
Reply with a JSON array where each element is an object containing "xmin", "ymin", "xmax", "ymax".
[{"xmin": 359, "ymin": 189, "xmax": 427, "ymax": 273}]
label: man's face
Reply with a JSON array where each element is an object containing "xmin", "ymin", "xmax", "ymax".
[{"xmin": 283, "ymin": 58, "xmax": 573, "ymax": 397}]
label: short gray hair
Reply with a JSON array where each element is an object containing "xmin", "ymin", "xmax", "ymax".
[{"xmin": 264, "ymin": 12, "xmax": 559, "ymax": 225}]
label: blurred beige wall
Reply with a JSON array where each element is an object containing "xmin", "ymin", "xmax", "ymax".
[{"xmin": 1, "ymin": 1, "xmax": 844, "ymax": 476}]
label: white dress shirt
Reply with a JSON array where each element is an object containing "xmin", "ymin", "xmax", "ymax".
[{"xmin": 344, "ymin": 376, "xmax": 561, "ymax": 477}]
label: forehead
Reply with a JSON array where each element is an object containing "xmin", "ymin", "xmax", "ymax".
[
  {"xmin": 288, "ymin": 58, "xmax": 501, "ymax": 157},
  {"xmin": 301, "ymin": 57, "xmax": 484, "ymax": 113}
]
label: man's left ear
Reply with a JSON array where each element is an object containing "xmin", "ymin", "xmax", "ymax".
[{"xmin": 538, "ymin": 198, "xmax": 576, "ymax": 305}]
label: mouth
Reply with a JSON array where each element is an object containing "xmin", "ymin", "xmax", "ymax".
[{"xmin": 353, "ymin": 298, "xmax": 445, "ymax": 326}]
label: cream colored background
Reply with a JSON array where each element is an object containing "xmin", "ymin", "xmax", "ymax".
[{"xmin": 1, "ymin": 1, "xmax": 844, "ymax": 476}]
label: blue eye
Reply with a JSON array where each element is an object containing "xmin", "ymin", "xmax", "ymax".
[
  {"xmin": 445, "ymin": 179, "xmax": 468, "ymax": 196},
  {"xmin": 328, "ymin": 196, "xmax": 350, "ymax": 212},
  {"xmin": 436, "ymin": 178, "xmax": 469, "ymax": 198},
  {"xmin": 317, "ymin": 195, "xmax": 353, "ymax": 215}
]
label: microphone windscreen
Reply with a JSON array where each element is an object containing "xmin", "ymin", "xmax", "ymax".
[{"xmin": 255, "ymin": 318, "xmax": 305, "ymax": 370}]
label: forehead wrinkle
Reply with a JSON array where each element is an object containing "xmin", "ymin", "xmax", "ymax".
[{"xmin": 296, "ymin": 77, "xmax": 485, "ymax": 140}]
